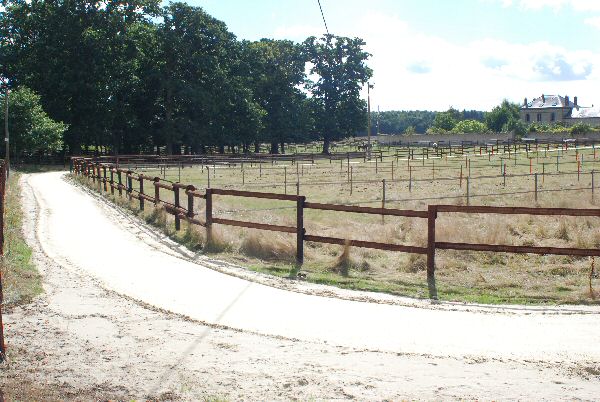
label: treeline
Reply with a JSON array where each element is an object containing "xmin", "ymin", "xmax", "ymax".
[
  {"xmin": 370, "ymin": 109, "xmax": 485, "ymax": 135},
  {"xmin": 0, "ymin": 0, "xmax": 372, "ymax": 155}
]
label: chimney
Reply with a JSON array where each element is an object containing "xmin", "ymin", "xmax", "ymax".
[
  {"xmin": 574, "ymin": 96, "xmax": 578, "ymax": 106},
  {"xmin": 524, "ymin": 98, "xmax": 528, "ymax": 107},
  {"xmin": 565, "ymin": 95, "xmax": 569, "ymax": 106},
  {"xmin": 542, "ymin": 94, "xmax": 545, "ymax": 103}
]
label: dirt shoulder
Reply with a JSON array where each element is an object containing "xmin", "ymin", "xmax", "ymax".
[{"xmin": 0, "ymin": 173, "xmax": 599, "ymax": 400}]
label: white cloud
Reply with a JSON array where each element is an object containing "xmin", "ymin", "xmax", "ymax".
[
  {"xmin": 272, "ymin": 12, "xmax": 600, "ymax": 111},
  {"xmin": 490, "ymin": 0, "xmax": 600, "ymax": 11},
  {"xmin": 584, "ymin": 16, "xmax": 600, "ymax": 29}
]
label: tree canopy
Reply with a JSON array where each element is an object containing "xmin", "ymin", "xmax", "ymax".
[
  {"xmin": 0, "ymin": 1, "xmax": 372, "ymax": 155},
  {"xmin": 0, "ymin": 86, "xmax": 67, "ymax": 156}
]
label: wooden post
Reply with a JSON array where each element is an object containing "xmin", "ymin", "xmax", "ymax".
[
  {"xmin": 139, "ymin": 175, "xmax": 145, "ymax": 211},
  {"xmin": 534, "ymin": 173, "xmax": 538, "ymax": 202},
  {"xmin": 426, "ymin": 205, "xmax": 438, "ymax": 300},
  {"xmin": 466, "ymin": 176, "xmax": 470, "ymax": 206},
  {"xmin": 381, "ymin": 179, "xmax": 386, "ymax": 224},
  {"xmin": 205, "ymin": 188, "xmax": 213, "ymax": 245},
  {"xmin": 187, "ymin": 185, "xmax": 195, "ymax": 219},
  {"xmin": 592, "ymin": 170, "xmax": 595, "ymax": 202},
  {"xmin": 127, "ymin": 172, "xmax": 133, "ymax": 200},
  {"xmin": 207, "ymin": 166, "xmax": 211, "ymax": 188},
  {"xmin": 350, "ymin": 166, "xmax": 353, "ymax": 195},
  {"xmin": 154, "ymin": 177, "xmax": 160, "ymax": 205},
  {"xmin": 118, "ymin": 171, "xmax": 123, "ymax": 196},
  {"xmin": 102, "ymin": 166, "xmax": 108, "ymax": 192},
  {"xmin": 409, "ymin": 166, "xmax": 412, "ymax": 192},
  {"xmin": 460, "ymin": 165, "xmax": 463, "ymax": 188},
  {"xmin": 284, "ymin": 166, "xmax": 287, "ymax": 194},
  {"xmin": 578, "ymin": 160, "xmax": 581, "ymax": 181},
  {"xmin": 174, "ymin": 185, "xmax": 180, "ymax": 231},
  {"xmin": 110, "ymin": 169, "xmax": 115, "ymax": 195},
  {"xmin": 296, "ymin": 195, "xmax": 305, "ymax": 265}
]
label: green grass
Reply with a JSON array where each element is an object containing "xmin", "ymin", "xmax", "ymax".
[{"xmin": 1, "ymin": 171, "xmax": 42, "ymax": 309}]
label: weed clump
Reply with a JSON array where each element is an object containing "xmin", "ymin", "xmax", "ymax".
[{"xmin": 240, "ymin": 232, "xmax": 295, "ymax": 261}]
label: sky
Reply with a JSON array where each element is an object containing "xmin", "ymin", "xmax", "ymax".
[{"xmin": 181, "ymin": 0, "xmax": 600, "ymax": 112}]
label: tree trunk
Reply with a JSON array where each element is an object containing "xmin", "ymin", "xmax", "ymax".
[
  {"xmin": 322, "ymin": 138, "xmax": 331, "ymax": 154},
  {"xmin": 254, "ymin": 141, "xmax": 260, "ymax": 153},
  {"xmin": 219, "ymin": 145, "xmax": 225, "ymax": 154},
  {"xmin": 270, "ymin": 142, "xmax": 279, "ymax": 154},
  {"xmin": 280, "ymin": 142, "xmax": 285, "ymax": 154}
]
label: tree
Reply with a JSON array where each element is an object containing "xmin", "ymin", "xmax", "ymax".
[
  {"xmin": 244, "ymin": 39, "xmax": 309, "ymax": 154},
  {"xmin": 0, "ymin": 86, "xmax": 67, "ymax": 156},
  {"xmin": 451, "ymin": 119, "xmax": 488, "ymax": 134},
  {"xmin": 432, "ymin": 107, "xmax": 460, "ymax": 132},
  {"xmin": 304, "ymin": 35, "xmax": 372, "ymax": 154},
  {"xmin": 485, "ymin": 99, "xmax": 521, "ymax": 133}
]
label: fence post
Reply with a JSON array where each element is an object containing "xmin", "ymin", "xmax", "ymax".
[
  {"xmin": 118, "ymin": 170, "xmax": 123, "ymax": 196},
  {"xmin": 592, "ymin": 170, "xmax": 595, "ymax": 202},
  {"xmin": 139, "ymin": 175, "xmax": 145, "ymax": 211},
  {"xmin": 187, "ymin": 185, "xmax": 195, "ymax": 219},
  {"xmin": 205, "ymin": 188, "xmax": 213, "ymax": 245},
  {"xmin": 427, "ymin": 205, "xmax": 438, "ymax": 300},
  {"xmin": 381, "ymin": 179, "xmax": 386, "ymax": 224},
  {"xmin": 284, "ymin": 166, "xmax": 287, "ymax": 194},
  {"xmin": 154, "ymin": 177, "xmax": 160, "ymax": 205},
  {"xmin": 466, "ymin": 176, "xmax": 470, "ymax": 206},
  {"xmin": 103, "ymin": 166, "xmax": 108, "ymax": 192},
  {"xmin": 174, "ymin": 185, "xmax": 180, "ymax": 231},
  {"xmin": 110, "ymin": 169, "xmax": 115, "ymax": 195},
  {"xmin": 534, "ymin": 173, "xmax": 538, "ymax": 202},
  {"xmin": 409, "ymin": 166, "xmax": 412, "ymax": 192},
  {"xmin": 296, "ymin": 195, "xmax": 305, "ymax": 265},
  {"xmin": 127, "ymin": 171, "xmax": 133, "ymax": 200},
  {"xmin": 0, "ymin": 162, "xmax": 6, "ymax": 360},
  {"xmin": 350, "ymin": 166, "xmax": 353, "ymax": 195}
]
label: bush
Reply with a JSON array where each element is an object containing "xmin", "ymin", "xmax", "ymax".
[{"xmin": 570, "ymin": 122, "xmax": 594, "ymax": 135}]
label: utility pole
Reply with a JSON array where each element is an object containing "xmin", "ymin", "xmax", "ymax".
[
  {"xmin": 3, "ymin": 83, "xmax": 8, "ymax": 179},
  {"xmin": 367, "ymin": 83, "xmax": 372, "ymax": 160}
]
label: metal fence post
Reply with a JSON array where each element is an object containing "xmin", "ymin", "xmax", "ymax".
[
  {"xmin": 534, "ymin": 173, "xmax": 538, "ymax": 202},
  {"xmin": 427, "ymin": 205, "xmax": 438, "ymax": 300},
  {"xmin": 296, "ymin": 195, "xmax": 305, "ymax": 265}
]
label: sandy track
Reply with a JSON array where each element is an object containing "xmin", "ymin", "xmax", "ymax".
[{"xmin": 1, "ymin": 171, "xmax": 599, "ymax": 400}]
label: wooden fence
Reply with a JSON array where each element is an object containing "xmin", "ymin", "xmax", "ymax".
[
  {"xmin": 0, "ymin": 159, "xmax": 6, "ymax": 360},
  {"xmin": 73, "ymin": 157, "xmax": 600, "ymax": 300}
]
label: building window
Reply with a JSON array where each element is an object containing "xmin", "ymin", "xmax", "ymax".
[
  {"xmin": 537, "ymin": 113, "xmax": 542, "ymax": 122},
  {"xmin": 551, "ymin": 112, "xmax": 555, "ymax": 122},
  {"xmin": 526, "ymin": 114, "xmax": 530, "ymax": 122}
]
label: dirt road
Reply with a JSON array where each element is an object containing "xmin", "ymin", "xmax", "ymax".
[{"xmin": 1, "ymin": 171, "xmax": 599, "ymax": 400}]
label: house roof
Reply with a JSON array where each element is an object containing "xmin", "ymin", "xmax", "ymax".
[
  {"xmin": 571, "ymin": 107, "xmax": 600, "ymax": 119},
  {"xmin": 523, "ymin": 95, "xmax": 577, "ymax": 109}
]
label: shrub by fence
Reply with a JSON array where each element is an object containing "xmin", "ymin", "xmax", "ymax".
[{"xmin": 73, "ymin": 157, "xmax": 600, "ymax": 301}]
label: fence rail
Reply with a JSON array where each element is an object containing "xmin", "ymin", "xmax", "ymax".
[{"xmin": 73, "ymin": 157, "xmax": 600, "ymax": 300}]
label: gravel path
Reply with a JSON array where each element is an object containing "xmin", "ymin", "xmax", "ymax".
[{"xmin": 1, "ymin": 171, "xmax": 599, "ymax": 400}]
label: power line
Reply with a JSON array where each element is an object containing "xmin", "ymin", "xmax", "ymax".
[{"xmin": 316, "ymin": 0, "xmax": 330, "ymax": 35}]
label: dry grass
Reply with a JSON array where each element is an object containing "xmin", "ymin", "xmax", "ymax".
[{"xmin": 73, "ymin": 144, "xmax": 600, "ymax": 304}]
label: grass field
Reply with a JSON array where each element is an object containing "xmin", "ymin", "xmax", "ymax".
[{"xmin": 83, "ymin": 142, "xmax": 600, "ymax": 304}]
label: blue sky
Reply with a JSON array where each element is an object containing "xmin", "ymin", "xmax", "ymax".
[{"xmin": 180, "ymin": 0, "xmax": 600, "ymax": 111}]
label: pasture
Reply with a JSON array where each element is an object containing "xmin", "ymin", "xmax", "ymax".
[{"xmin": 78, "ymin": 141, "xmax": 600, "ymax": 304}]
